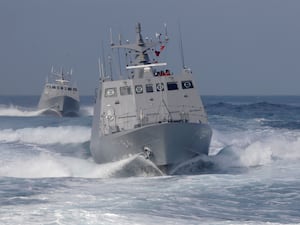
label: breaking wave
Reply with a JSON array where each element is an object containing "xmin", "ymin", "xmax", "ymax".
[
  {"xmin": 2, "ymin": 125, "xmax": 299, "ymax": 177},
  {"xmin": 0, "ymin": 104, "xmax": 94, "ymax": 117},
  {"xmin": 172, "ymin": 128, "xmax": 300, "ymax": 175},
  {"xmin": 0, "ymin": 153, "xmax": 163, "ymax": 178},
  {"xmin": 211, "ymin": 128, "xmax": 300, "ymax": 168},
  {"xmin": 0, "ymin": 104, "xmax": 45, "ymax": 117},
  {"xmin": 0, "ymin": 126, "xmax": 91, "ymax": 145}
]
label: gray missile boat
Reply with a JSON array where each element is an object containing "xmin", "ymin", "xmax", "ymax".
[
  {"xmin": 90, "ymin": 23, "xmax": 212, "ymax": 174},
  {"xmin": 38, "ymin": 67, "xmax": 80, "ymax": 117}
]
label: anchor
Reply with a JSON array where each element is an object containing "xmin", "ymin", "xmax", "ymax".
[{"xmin": 143, "ymin": 146, "xmax": 152, "ymax": 159}]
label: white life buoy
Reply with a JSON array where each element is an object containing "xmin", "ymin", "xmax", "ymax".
[
  {"xmin": 106, "ymin": 88, "xmax": 115, "ymax": 96},
  {"xmin": 135, "ymin": 85, "xmax": 143, "ymax": 94},
  {"xmin": 183, "ymin": 81, "xmax": 192, "ymax": 89},
  {"xmin": 156, "ymin": 83, "xmax": 164, "ymax": 91}
]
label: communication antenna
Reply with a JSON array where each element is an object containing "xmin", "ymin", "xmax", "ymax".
[
  {"xmin": 110, "ymin": 28, "xmax": 114, "ymax": 46},
  {"xmin": 98, "ymin": 57, "xmax": 102, "ymax": 81},
  {"xmin": 117, "ymin": 33, "xmax": 122, "ymax": 78},
  {"xmin": 108, "ymin": 55, "xmax": 113, "ymax": 80},
  {"xmin": 101, "ymin": 40, "xmax": 107, "ymax": 78},
  {"xmin": 178, "ymin": 22, "xmax": 186, "ymax": 69},
  {"xmin": 61, "ymin": 67, "xmax": 65, "ymax": 80},
  {"xmin": 164, "ymin": 23, "xmax": 169, "ymax": 42}
]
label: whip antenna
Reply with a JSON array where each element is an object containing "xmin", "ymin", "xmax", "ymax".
[{"xmin": 178, "ymin": 22, "xmax": 186, "ymax": 69}]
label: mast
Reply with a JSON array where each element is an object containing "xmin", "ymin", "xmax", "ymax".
[
  {"xmin": 50, "ymin": 66, "xmax": 71, "ymax": 85},
  {"xmin": 117, "ymin": 33, "xmax": 122, "ymax": 78},
  {"xmin": 101, "ymin": 41, "xmax": 108, "ymax": 80},
  {"xmin": 98, "ymin": 57, "xmax": 103, "ymax": 82},
  {"xmin": 178, "ymin": 22, "xmax": 186, "ymax": 69},
  {"xmin": 111, "ymin": 23, "xmax": 168, "ymax": 65},
  {"xmin": 107, "ymin": 23, "xmax": 169, "ymax": 80}
]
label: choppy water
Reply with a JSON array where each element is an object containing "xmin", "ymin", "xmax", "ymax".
[{"xmin": 0, "ymin": 95, "xmax": 299, "ymax": 225}]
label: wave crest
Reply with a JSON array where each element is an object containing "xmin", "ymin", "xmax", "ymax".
[
  {"xmin": 0, "ymin": 126, "xmax": 91, "ymax": 145},
  {"xmin": 211, "ymin": 129, "xmax": 300, "ymax": 168},
  {"xmin": 0, "ymin": 153, "xmax": 163, "ymax": 178},
  {"xmin": 0, "ymin": 104, "xmax": 45, "ymax": 117}
]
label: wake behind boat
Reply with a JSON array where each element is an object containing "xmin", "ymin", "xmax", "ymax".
[
  {"xmin": 38, "ymin": 67, "xmax": 80, "ymax": 117},
  {"xmin": 90, "ymin": 23, "xmax": 212, "ymax": 174}
]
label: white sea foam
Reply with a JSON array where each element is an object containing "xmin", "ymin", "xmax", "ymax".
[
  {"xmin": 2, "ymin": 125, "xmax": 299, "ymax": 177},
  {"xmin": 0, "ymin": 104, "xmax": 44, "ymax": 117},
  {"xmin": 0, "ymin": 153, "xmax": 72, "ymax": 178},
  {"xmin": 3, "ymin": 126, "xmax": 295, "ymax": 178},
  {"xmin": 0, "ymin": 153, "xmax": 160, "ymax": 178},
  {"xmin": 0, "ymin": 104, "xmax": 94, "ymax": 117},
  {"xmin": 211, "ymin": 128, "xmax": 300, "ymax": 168},
  {"xmin": 0, "ymin": 126, "xmax": 91, "ymax": 145}
]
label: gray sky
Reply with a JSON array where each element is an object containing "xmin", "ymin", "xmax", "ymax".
[{"xmin": 0, "ymin": 0, "xmax": 300, "ymax": 96}]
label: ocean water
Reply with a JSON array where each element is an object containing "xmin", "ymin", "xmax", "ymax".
[{"xmin": 0, "ymin": 95, "xmax": 300, "ymax": 225}]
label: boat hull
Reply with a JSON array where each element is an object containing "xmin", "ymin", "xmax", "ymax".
[
  {"xmin": 38, "ymin": 95, "xmax": 80, "ymax": 117},
  {"xmin": 90, "ymin": 122, "xmax": 212, "ymax": 174}
]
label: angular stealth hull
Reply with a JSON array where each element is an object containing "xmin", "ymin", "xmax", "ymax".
[
  {"xmin": 38, "ymin": 95, "xmax": 80, "ymax": 117},
  {"xmin": 90, "ymin": 122, "xmax": 212, "ymax": 174}
]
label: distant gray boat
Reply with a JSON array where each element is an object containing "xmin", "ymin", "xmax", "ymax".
[
  {"xmin": 38, "ymin": 68, "xmax": 80, "ymax": 117},
  {"xmin": 90, "ymin": 23, "xmax": 212, "ymax": 174}
]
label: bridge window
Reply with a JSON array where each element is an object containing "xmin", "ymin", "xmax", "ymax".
[
  {"xmin": 105, "ymin": 87, "xmax": 117, "ymax": 97},
  {"xmin": 68, "ymin": 87, "xmax": 72, "ymax": 91},
  {"xmin": 181, "ymin": 80, "xmax": 194, "ymax": 89},
  {"xmin": 73, "ymin": 88, "xmax": 77, "ymax": 91},
  {"xmin": 120, "ymin": 86, "xmax": 132, "ymax": 96},
  {"xmin": 145, "ymin": 84, "xmax": 154, "ymax": 93},
  {"xmin": 167, "ymin": 82, "xmax": 178, "ymax": 90}
]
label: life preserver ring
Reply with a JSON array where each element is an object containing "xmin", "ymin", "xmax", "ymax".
[
  {"xmin": 106, "ymin": 88, "xmax": 115, "ymax": 96},
  {"xmin": 135, "ymin": 85, "xmax": 143, "ymax": 94},
  {"xmin": 183, "ymin": 81, "xmax": 192, "ymax": 88},
  {"xmin": 156, "ymin": 83, "xmax": 164, "ymax": 91}
]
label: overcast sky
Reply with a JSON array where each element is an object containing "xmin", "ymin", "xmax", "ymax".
[{"xmin": 0, "ymin": 0, "xmax": 300, "ymax": 95}]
